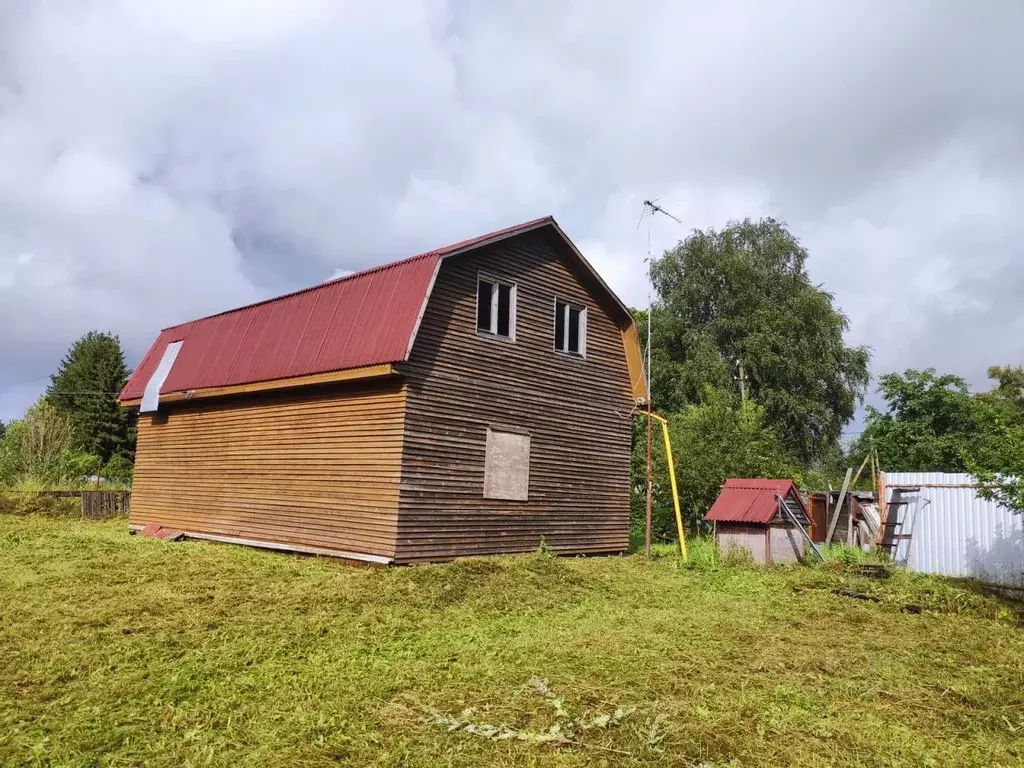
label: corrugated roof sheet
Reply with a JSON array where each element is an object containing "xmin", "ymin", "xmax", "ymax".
[
  {"xmin": 704, "ymin": 478, "xmax": 805, "ymax": 524},
  {"xmin": 883, "ymin": 472, "xmax": 1024, "ymax": 586},
  {"xmin": 120, "ymin": 217, "xmax": 554, "ymax": 400}
]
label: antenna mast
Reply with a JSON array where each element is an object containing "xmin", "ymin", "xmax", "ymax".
[{"xmin": 638, "ymin": 198, "xmax": 682, "ymax": 558}]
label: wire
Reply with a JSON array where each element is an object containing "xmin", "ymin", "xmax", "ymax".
[{"xmin": 46, "ymin": 391, "xmax": 124, "ymax": 396}]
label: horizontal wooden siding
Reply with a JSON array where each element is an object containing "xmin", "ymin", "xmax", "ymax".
[
  {"xmin": 129, "ymin": 379, "xmax": 406, "ymax": 560},
  {"xmin": 395, "ymin": 229, "xmax": 634, "ymax": 562}
]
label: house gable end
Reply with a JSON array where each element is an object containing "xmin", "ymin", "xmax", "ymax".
[
  {"xmin": 407, "ymin": 224, "xmax": 645, "ymax": 401},
  {"xmin": 393, "ymin": 227, "xmax": 636, "ymax": 562}
]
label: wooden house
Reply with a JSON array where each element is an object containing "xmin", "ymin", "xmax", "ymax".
[
  {"xmin": 704, "ymin": 479, "xmax": 811, "ymax": 564},
  {"xmin": 119, "ymin": 217, "xmax": 646, "ymax": 564}
]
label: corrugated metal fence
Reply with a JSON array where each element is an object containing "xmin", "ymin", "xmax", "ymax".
[{"xmin": 883, "ymin": 472, "xmax": 1024, "ymax": 587}]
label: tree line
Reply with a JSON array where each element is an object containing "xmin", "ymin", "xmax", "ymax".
[
  {"xmin": 851, "ymin": 366, "xmax": 1024, "ymax": 513},
  {"xmin": 0, "ymin": 332, "xmax": 135, "ymax": 487},
  {"xmin": 634, "ymin": 218, "xmax": 1023, "ymax": 542}
]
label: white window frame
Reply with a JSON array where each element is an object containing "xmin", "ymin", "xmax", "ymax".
[
  {"xmin": 475, "ymin": 273, "xmax": 517, "ymax": 341},
  {"xmin": 553, "ymin": 298, "xmax": 587, "ymax": 357}
]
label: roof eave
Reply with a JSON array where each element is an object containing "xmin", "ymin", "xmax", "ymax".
[{"xmin": 118, "ymin": 363, "xmax": 398, "ymax": 409}]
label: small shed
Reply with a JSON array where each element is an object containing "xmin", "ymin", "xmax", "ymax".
[{"xmin": 705, "ymin": 479, "xmax": 810, "ymax": 564}]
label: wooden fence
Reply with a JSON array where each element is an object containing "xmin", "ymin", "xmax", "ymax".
[
  {"xmin": 81, "ymin": 491, "xmax": 131, "ymax": 520},
  {"xmin": 37, "ymin": 490, "xmax": 132, "ymax": 520}
]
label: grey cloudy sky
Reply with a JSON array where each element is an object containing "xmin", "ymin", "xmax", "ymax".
[{"xmin": 2, "ymin": 1, "xmax": 1023, "ymax": 423}]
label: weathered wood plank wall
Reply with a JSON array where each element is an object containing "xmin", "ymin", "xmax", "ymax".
[
  {"xmin": 395, "ymin": 229, "xmax": 635, "ymax": 562},
  {"xmin": 82, "ymin": 491, "xmax": 132, "ymax": 520},
  {"xmin": 129, "ymin": 379, "xmax": 407, "ymax": 559}
]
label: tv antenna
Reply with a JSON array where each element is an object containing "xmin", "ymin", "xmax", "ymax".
[
  {"xmin": 637, "ymin": 197, "xmax": 682, "ymax": 558},
  {"xmin": 640, "ymin": 199, "xmax": 682, "ymax": 225}
]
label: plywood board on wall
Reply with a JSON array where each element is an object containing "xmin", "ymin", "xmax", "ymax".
[{"xmin": 483, "ymin": 427, "xmax": 530, "ymax": 501}]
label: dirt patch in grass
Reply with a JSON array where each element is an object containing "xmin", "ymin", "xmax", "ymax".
[{"xmin": 1, "ymin": 515, "xmax": 1022, "ymax": 767}]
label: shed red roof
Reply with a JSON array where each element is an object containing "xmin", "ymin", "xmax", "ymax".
[
  {"xmin": 704, "ymin": 479, "xmax": 807, "ymax": 524},
  {"xmin": 121, "ymin": 216, "xmax": 629, "ymax": 402}
]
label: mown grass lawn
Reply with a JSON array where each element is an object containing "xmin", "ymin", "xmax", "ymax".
[{"xmin": 1, "ymin": 516, "xmax": 1022, "ymax": 767}]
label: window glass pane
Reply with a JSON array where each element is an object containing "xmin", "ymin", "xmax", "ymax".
[
  {"xmin": 568, "ymin": 307, "xmax": 580, "ymax": 353},
  {"xmin": 497, "ymin": 283, "xmax": 511, "ymax": 337},
  {"xmin": 554, "ymin": 302, "xmax": 566, "ymax": 350},
  {"xmin": 477, "ymin": 280, "xmax": 493, "ymax": 332}
]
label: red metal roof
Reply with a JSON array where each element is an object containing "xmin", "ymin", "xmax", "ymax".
[
  {"xmin": 704, "ymin": 478, "xmax": 807, "ymax": 524},
  {"xmin": 120, "ymin": 217, "xmax": 558, "ymax": 401}
]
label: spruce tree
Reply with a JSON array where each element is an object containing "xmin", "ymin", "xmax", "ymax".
[{"xmin": 46, "ymin": 332, "xmax": 136, "ymax": 463}]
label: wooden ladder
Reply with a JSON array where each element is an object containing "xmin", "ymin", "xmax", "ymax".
[{"xmin": 879, "ymin": 487, "xmax": 920, "ymax": 565}]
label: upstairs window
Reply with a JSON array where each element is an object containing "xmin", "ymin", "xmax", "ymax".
[
  {"xmin": 554, "ymin": 300, "xmax": 586, "ymax": 356},
  {"xmin": 477, "ymin": 276, "xmax": 515, "ymax": 339}
]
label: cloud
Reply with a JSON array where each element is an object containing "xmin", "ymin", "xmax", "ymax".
[
  {"xmin": 1, "ymin": 1, "xmax": 1023, "ymax": 422},
  {"xmin": 803, "ymin": 140, "xmax": 1024, "ymax": 384}
]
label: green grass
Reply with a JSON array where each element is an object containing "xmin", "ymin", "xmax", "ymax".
[{"xmin": 1, "ymin": 516, "xmax": 1022, "ymax": 767}]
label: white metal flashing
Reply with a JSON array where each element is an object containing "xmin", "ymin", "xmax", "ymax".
[{"xmin": 141, "ymin": 340, "xmax": 183, "ymax": 412}]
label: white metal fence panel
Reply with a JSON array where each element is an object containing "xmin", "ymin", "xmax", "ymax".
[{"xmin": 884, "ymin": 472, "xmax": 1024, "ymax": 587}]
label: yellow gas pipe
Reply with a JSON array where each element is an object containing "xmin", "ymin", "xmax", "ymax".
[{"xmin": 641, "ymin": 411, "xmax": 688, "ymax": 562}]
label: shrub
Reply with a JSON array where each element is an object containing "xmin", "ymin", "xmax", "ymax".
[
  {"xmin": 0, "ymin": 401, "xmax": 101, "ymax": 486},
  {"xmin": 819, "ymin": 543, "xmax": 885, "ymax": 567},
  {"xmin": 721, "ymin": 541, "xmax": 756, "ymax": 567},
  {"xmin": 0, "ymin": 482, "xmax": 79, "ymax": 517},
  {"xmin": 683, "ymin": 535, "xmax": 720, "ymax": 568},
  {"xmin": 103, "ymin": 455, "xmax": 134, "ymax": 486}
]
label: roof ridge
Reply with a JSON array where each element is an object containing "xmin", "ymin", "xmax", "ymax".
[
  {"xmin": 725, "ymin": 478, "xmax": 795, "ymax": 485},
  {"xmin": 161, "ymin": 215, "xmax": 555, "ymax": 332}
]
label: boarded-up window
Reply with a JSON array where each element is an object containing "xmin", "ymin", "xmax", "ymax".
[{"xmin": 483, "ymin": 428, "xmax": 530, "ymax": 501}]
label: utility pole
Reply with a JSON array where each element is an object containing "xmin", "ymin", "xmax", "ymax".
[
  {"xmin": 639, "ymin": 198, "xmax": 682, "ymax": 558},
  {"xmin": 735, "ymin": 358, "xmax": 747, "ymax": 404}
]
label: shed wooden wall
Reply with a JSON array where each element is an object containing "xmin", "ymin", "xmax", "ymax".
[
  {"xmin": 394, "ymin": 228, "xmax": 635, "ymax": 563},
  {"xmin": 129, "ymin": 379, "xmax": 406, "ymax": 560}
]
